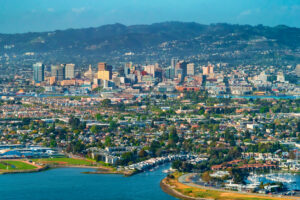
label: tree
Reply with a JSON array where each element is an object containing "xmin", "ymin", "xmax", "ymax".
[
  {"xmin": 171, "ymin": 160, "xmax": 182, "ymax": 170},
  {"xmin": 138, "ymin": 149, "xmax": 148, "ymax": 158},
  {"xmin": 102, "ymin": 99, "xmax": 111, "ymax": 107},
  {"xmin": 228, "ymin": 147, "xmax": 242, "ymax": 159},
  {"xmin": 120, "ymin": 152, "xmax": 135, "ymax": 165},
  {"xmin": 90, "ymin": 125, "xmax": 101, "ymax": 134},
  {"xmin": 201, "ymin": 171, "xmax": 212, "ymax": 183},
  {"xmin": 168, "ymin": 126, "xmax": 179, "ymax": 145},
  {"xmin": 105, "ymin": 136, "xmax": 112, "ymax": 147},
  {"xmin": 231, "ymin": 168, "xmax": 248, "ymax": 184},
  {"xmin": 95, "ymin": 113, "xmax": 102, "ymax": 121},
  {"xmin": 259, "ymin": 106, "xmax": 269, "ymax": 113},
  {"xmin": 150, "ymin": 140, "xmax": 161, "ymax": 155},
  {"xmin": 69, "ymin": 116, "xmax": 81, "ymax": 130}
]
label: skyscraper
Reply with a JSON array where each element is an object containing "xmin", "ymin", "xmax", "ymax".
[
  {"xmin": 97, "ymin": 62, "xmax": 112, "ymax": 80},
  {"xmin": 202, "ymin": 64, "xmax": 214, "ymax": 75},
  {"xmin": 144, "ymin": 65, "xmax": 156, "ymax": 77},
  {"xmin": 51, "ymin": 64, "xmax": 65, "ymax": 81},
  {"xmin": 187, "ymin": 63, "xmax": 195, "ymax": 76},
  {"xmin": 171, "ymin": 58, "xmax": 178, "ymax": 69},
  {"xmin": 65, "ymin": 64, "xmax": 75, "ymax": 79},
  {"xmin": 57, "ymin": 65, "xmax": 65, "ymax": 81},
  {"xmin": 98, "ymin": 62, "xmax": 107, "ymax": 71},
  {"xmin": 124, "ymin": 64, "xmax": 130, "ymax": 77},
  {"xmin": 175, "ymin": 61, "xmax": 187, "ymax": 79},
  {"xmin": 51, "ymin": 65, "xmax": 59, "ymax": 77},
  {"xmin": 33, "ymin": 62, "xmax": 44, "ymax": 83}
]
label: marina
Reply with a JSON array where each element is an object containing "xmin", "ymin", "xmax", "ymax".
[{"xmin": 247, "ymin": 172, "xmax": 300, "ymax": 194}]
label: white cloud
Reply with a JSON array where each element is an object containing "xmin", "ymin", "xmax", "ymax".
[
  {"xmin": 240, "ymin": 10, "xmax": 252, "ymax": 16},
  {"xmin": 72, "ymin": 7, "xmax": 86, "ymax": 14}
]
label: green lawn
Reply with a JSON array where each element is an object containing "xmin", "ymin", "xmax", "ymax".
[
  {"xmin": 0, "ymin": 161, "xmax": 37, "ymax": 170},
  {"xmin": 32, "ymin": 157, "xmax": 95, "ymax": 166}
]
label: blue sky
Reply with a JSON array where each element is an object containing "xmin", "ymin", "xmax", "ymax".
[{"xmin": 0, "ymin": 0, "xmax": 299, "ymax": 33}]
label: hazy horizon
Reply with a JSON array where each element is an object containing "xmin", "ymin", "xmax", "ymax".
[{"xmin": 0, "ymin": 0, "xmax": 300, "ymax": 34}]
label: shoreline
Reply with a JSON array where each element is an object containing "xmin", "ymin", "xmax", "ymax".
[
  {"xmin": 160, "ymin": 179, "xmax": 208, "ymax": 200},
  {"xmin": 0, "ymin": 163, "xmax": 135, "ymax": 176},
  {"xmin": 160, "ymin": 173, "xmax": 299, "ymax": 200},
  {"xmin": 0, "ymin": 165, "xmax": 49, "ymax": 175}
]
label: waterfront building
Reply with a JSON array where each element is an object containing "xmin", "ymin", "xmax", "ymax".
[{"xmin": 33, "ymin": 62, "xmax": 44, "ymax": 83}]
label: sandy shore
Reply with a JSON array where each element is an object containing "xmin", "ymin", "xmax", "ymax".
[{"xmin": 160, "ymin": 178, "xmax": 209, "ymax": 200}]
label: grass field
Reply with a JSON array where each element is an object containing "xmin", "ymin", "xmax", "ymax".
[
  {"xmin": 164, "ymin": 172, "xmax": 293, "ymax": 200},
  {"xmin": 0, "ymin": 161, "xmax": 37, "ymax": 170},
  {"xmin": 32, "ymin": 157, "xmax": 96, "ymax": 166}
]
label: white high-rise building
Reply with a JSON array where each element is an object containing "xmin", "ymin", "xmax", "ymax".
[
  {"xmin": 144, "ymin": 65, "xmax": 156, "ymax": 77},
  {"xmin": 65, "ymin": 63, "xmax": 75, "ymax": 79},
  {"xmin": 187, "ymin": 63, "xmax": 195, "ymax": 76},
  {"xmin": 277, "ymin": 72, "xmax": 285, "ymax": 82}
]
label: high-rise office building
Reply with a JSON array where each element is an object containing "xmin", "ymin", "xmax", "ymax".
[
  {"xmin": 202, "ymin": 64, "xmax": 214, "ymax": 75},
  {"xmin": 98, "ymin": 62, "xmax": 107, "ymax": 71},
  {"xmin": 51, "ymin": 64, "xmax": 65, "ymax": 81},
  {"xmin": 175, "ymin": 61, "xmax": 187, "ymax": 79},
  {"xmin": 51, "ymin": 65, "xmax": 59, "ymax": 77},
  {"xmin": 97, "ymin": 62, "xmax": 112, "ymax": 80},
  {"xmin": 165, "ymin": 67, "xmax": 175, "ymax": 79},
  {"xmin": 65, "ymin": 64, "xmax": 75, "ymax": 79},
  {"xmin": 171, "ymin": 58, "xmax": 178, "ymax": 69},
  {"xmin": 33, "ymin": 62, "xmax": 45, "ymax": 83},
  {"xmin": 57, "ymin": 65, "xmax": 65, "ymax": 81},
  {"xmin": 187, "ymin": 63, "xmax": 195, "ymax": 76},
  {"xmin": 144, "ymin": 65, "xmax": 156, "ymax": 77},
  {"xmin": 124, "ymin": 65, "xmax": 130, "ymax": 77}
]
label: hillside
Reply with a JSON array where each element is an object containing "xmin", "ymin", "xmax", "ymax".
[{"xmin": 1, "ymin": 22, "xmax": 299, "ymax": 66}]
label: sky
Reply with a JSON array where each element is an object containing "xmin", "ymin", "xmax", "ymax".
[{"xmin": 0, "ymin": 0, "xmax": 300, "ymax": 33}]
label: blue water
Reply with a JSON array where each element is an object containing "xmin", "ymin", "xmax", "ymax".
[{"xmin": 0, "ymin": 165, "xmax": 177, "ymax": 200}]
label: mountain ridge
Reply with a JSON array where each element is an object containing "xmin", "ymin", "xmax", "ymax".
[{"xmin": 1, "ymin": 21, "xmax": 299, "ymax": 66}]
